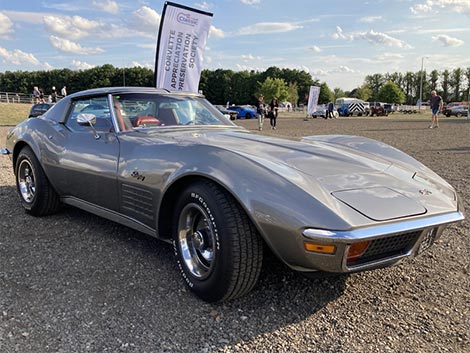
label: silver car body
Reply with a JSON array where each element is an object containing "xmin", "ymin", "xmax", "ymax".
[{"xmin": 3, "ymin": 87, "xmax": 465, "ymax": 276}]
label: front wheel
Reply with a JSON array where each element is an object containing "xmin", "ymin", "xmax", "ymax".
[
  {"xmin": 15, "ymin": 146, "xmax": 60, "ymax": 216},
  {"xmin": 173, "ymin": 180, "xmax": 263, "ymax": 302}
]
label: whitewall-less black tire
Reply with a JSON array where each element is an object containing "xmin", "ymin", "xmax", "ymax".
[{"xmin": 173, "ymin": 180, "xmax": 263, "ymax": 302}]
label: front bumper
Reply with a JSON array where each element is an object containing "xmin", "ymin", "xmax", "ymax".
[{"xmin": 300, "ymin": 211, "xmax": 465, "ymax": 273}]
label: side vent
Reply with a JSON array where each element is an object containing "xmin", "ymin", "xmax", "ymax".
[{"xmin": 121, "ymin": 184, "xmax": 154, "ymax": 221}]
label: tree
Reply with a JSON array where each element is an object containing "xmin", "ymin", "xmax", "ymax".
[
  {"xmin": 318, "ymin": 82, "xmax": 333, "ymax": 104},
  {"xmin": 333, "ymin": 87, "xmax": 345, "ymax": 100},
  {"xmin": 349, "ymin": 84, "xmax": 371, "ymax": 101},
  {"xmin": 450, "ymin": 68, "xmax": 463, "ymax": 101},
  {"xmin": 287, "ymin": 82, "xmax": 299, "ymax": 106},
  {"xmin": 465, "ymin": 67, "xmax": 470, "ymax": 101},
  {"xmin": 257, "ymin": 77, "xmax": 289, "ymax": 103},
  {"xmin": 377, "ymin": 81, "xmax": 406, "ymax": 103},
  {"xmin": 429, "ymin": 69, "xmax": 439, "ymax": 91},
  {"xmin": 441, "ymin": 70, "xmax": 450, "ymax": 102},
  {"xmin": 364, "ymin": 73, "xmax": 385, "ymax": 101}
]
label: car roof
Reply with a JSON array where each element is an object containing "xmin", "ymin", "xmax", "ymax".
[{"xmin": 66, "ymin": 86, "xmax": 205, "ymax": 99}]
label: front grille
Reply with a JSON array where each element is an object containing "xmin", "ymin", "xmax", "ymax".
[{"xmin": 348, "ymin": 230, "xmax": 422, "ymax": 266}]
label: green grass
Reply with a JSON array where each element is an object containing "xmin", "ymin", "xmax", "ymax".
[{"xmin": 0, "ymin": 103, "xmax": 30, "ymax": 126}]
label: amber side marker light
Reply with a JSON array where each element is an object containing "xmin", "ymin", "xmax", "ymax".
[
  {"xmin": 347, "ymin": 241, "xmax": 370, "ymax": 262},
  {"xmin": 304, "ymin": 242, "xmax": 336, "ymax": 254}
]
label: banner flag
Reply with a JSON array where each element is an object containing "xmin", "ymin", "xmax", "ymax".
[
  {"xmin": 307, "ymin": 86, "xmax": 321, "ymax": 115},
  {"xmin": 155, "ymin": 2, "xmax": 213, "ymax": 92}
]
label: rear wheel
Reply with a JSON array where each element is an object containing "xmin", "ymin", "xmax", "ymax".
[
  {"xmin": 173, "ymin": 180, "xmax": 263, "ymax": 302},
  {"xmin": 15, "ymin": 146, "xmax": 60, "ymax": 216},
  {"xmin": 245, "ymin": 113, "xmax": 252, "ymax": 119}
]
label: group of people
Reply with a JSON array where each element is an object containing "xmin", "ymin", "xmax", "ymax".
[
  {"xmin": 33, "ymin": 85, "xmax": 67, "ymax": 104},
  {"xmin": 255, "ymin": 95, "xmax": 279, "ymax": 131}
]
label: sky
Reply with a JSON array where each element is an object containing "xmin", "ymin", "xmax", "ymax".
[{"xmin": 0, "ymin": 0, "xmax": 469, "ymax": 91}]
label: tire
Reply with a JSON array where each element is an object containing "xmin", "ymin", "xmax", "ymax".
[
  {"xmin": 172, "ymin": 180, "xmax": 263, "ymax": 302},
  {"xmin": 15, "ymin": 146, "xmax": 60, "ymax": 216},
  {"xmin": 456, "ymin": 112, "xmax": 462, "ymax": 117},
  {"xmin": 245, "ymin": 113, "xmax": 252, "ymax": 119}
]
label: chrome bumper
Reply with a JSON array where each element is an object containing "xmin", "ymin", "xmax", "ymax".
[{"xmin": 300, "ymin": 211, "xmax": 465, "ymax": 273}]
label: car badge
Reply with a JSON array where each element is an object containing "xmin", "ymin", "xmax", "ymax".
[{"xmin": 419, "ymin": 189, "xmax": 432, "ymax": 195}]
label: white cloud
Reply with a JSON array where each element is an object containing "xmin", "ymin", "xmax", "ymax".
[
  {"xmin": 338, "ymin": 65, "xmax": 356, "ymax": 73},
  {"xmin": 128, "ymin": 6, "xmax": 161, "ymax": 35},
  {"xmin": 359, "ymin": 16, "xmax": 383, "ymax": 23},
  {"xmin": 432, "ymin": 34, "xmax": 464, "ymax": 46},
  {"xmin": 72, "ymin": 60, "xmax": 95, "ymax": 70},
  {"xmin": 309, "ymin": 45, "xmax": 322, "ymax": 53},
  {"xmin": 333, "ymin": 26, "xmax": 411, "ymax": 48},
  {"xmin": 0, "ymin": 46, "xmax": 40, "ymax": 65},
  {"xmin": 237, "ymin": 22, "xmax": 302, "ymax": 35},
  {"xmin": 240, "ymin": 0, "xmax": 261, "ymax": 5},
  {"xmin": 241, "ymin": 54, "xmax": 262, "ymax": 62},
  {"xmin": 49, "ymin": 35, "xmax": 104, "ymax": 54},
  {"xmin": 411, "ymin": 0, "xmax": 470, "ymax": 15},
  {"xmin": 92, "ymin": 0, "xmax": 119, "ymax": 14},
  {"xmin": 209, "ymin": 25, "xmax": 225, "ymax": 38},
  {"xmin": 0, "ymin": 13, "xmax": 14, "ymax": 39},
  {"xmin": 195, "ymin": 2, "xmax": 213, "ymax": 11},
  {"xmin": 131, "ymin": 61, "xmax": 153, "ymax": 69},
  {"xmin": 43, "ymin": 15, "xmax": 100, "ymax": 40},
  {"xmin": 376, "ymin": 53, "xmax": 404, "ymax": 61}
]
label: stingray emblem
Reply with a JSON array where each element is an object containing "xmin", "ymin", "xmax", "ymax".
[{"xmin": 419, "ymin": 189, "xmax": 432, "ymax": 195}]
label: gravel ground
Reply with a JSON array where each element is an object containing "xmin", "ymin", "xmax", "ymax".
[{"xmin": 0, "ymin": 116, "xmax": 469, "ymax": 353}]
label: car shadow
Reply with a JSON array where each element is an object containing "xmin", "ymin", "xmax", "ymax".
[{"xmin": 0, "ymin": 184, "xmax": 347, "ymax": 352}]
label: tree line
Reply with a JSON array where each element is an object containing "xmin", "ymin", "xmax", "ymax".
[{"xmin": 1, "ymin": 64, "xmax": 469, "ymax": 105}]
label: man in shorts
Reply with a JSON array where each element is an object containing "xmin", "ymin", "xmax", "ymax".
[{"xmin": 429, "ymin": 90, "xmax": 443, "ymax": 129}]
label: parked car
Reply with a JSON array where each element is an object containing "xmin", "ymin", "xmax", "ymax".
[
  {"xmin": 445, "ymin": 105, "xmax": 469, "ymax": 117},
  {"xmin": 369, "ymin": 102, "xmax": 389, "ymax": 117},
  {"xmin": 214, "ymin": 105, "xmax": 238, "ymax": 120},
  {"xmin": 28, "ymin": 103, "xmax": 54, "ymax": 118},
  {"xmin": 2, "ymin": 87, "xmax": 464, "ymax": 302},
  {"xmin": 227, "ymin": 105, "xmax": 257, "ymax": 119},
  {"xmin": 311, "ymin": 104, "xmax": 338, "ymax": 119}
]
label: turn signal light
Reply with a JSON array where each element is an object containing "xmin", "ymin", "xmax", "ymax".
[
  {"xmin": 347, "ymin": 241, "xmax": 370, "ymax": 261},
  {"xmin": 304, "ymin": 242, "xmax": 336, "ymax": 254}
]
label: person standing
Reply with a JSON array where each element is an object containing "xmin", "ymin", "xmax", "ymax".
[
  {"xmin": 32, "ymin": 86, "xmax": 40, "ymax": 103},
  {"xmin": 51, "ymin": 86, "xmax": 58, "ymax": 103},
  {"xmin": 269, "ymin": 97, "xmax": 279, "ymax": 130},
  {"xmin": 61, "ymin": 85, "xmax": 67, "ymax": 97},
  {"xmin": 326, "ymin": 101, "xmax": 335, "ymax": 119},
  {"xmin": 429, "ymin": 90, "xmax": 443, "ymax": 129},
  {"xmin": 256, "ymin": 95, "xmax": 265, "ymax": 131}
]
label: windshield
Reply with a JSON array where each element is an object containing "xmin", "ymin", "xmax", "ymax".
[{"xmin": 112, "ymin": 93, "xmax": 234, "ymax": 131}]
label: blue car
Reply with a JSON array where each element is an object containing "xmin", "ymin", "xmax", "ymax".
[{"xmin": 227, "ymin": 105, "xmax": 257, "ymax": 119}]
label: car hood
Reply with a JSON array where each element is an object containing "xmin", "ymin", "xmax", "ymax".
[{"xmin": 157, "ymin": 128, "xmax": 456, "ymax": 221}]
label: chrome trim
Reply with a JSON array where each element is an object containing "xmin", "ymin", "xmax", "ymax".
[
  {"xmin": 302, "ymin": 211, "xmax": 465, "ymax": 243},
  {"xmin": 107, "ymin": 93, "xmax": 121, "ymax": 133},
  {"xmin": 0, "ymin": 148, "xmax": 11, "ymax": 155}
]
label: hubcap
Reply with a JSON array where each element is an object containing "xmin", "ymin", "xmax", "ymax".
[
  {"xmin": 177, "ymin": 203, "xmax": 216, "ymax": 279},
  {"xmin": 18, "ymin": 160, "xmax": 36, "ymax": 203}
]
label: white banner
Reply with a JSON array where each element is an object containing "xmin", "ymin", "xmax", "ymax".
[
  {"xmin": 307, "ymin": 86, "xmax": 321, "ymax": 115},
  {"xmin": 155, "ymin": 2, "xmax": 213, "ymax": 92}
]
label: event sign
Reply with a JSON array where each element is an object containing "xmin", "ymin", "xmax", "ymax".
[
  {"xmin": 155, "ymin": 2, "xmax": 213, "ymax": 92},
  {"xmin": 307, "ymin": 86, "xmax": 321, "ymax": 115}
]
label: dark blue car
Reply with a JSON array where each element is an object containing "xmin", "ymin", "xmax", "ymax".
[{"xmin": 227, "ymin": 105, "xmax": 257, "ymax": 119}]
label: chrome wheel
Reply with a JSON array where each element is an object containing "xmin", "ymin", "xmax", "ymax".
[
  {"xmin": 177, "ymin": 203, "xmax": 216, "ymax": 279},
  {"xmin": 17, "ymin": 160, "xmax": 36, "ymax": 203}
]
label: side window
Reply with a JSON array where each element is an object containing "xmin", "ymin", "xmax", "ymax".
[{"xmin": 65, "ymin": 96, "xmax": 114, "ymax": 133}]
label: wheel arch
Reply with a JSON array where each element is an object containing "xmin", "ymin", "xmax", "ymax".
[{"xmin": 157, "ymin": 174, "xmax": 266, "ymax": 247}]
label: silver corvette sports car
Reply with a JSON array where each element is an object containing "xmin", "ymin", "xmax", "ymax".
[{"xmin": 2, "ymin": 87, "xmax": 464, "ymax": 302}]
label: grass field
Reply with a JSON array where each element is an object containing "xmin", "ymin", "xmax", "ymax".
[
  {"xmin": 0, "ymin": 103, "xmax": 30, "ymax": 126},
  {"xmin": 0, "ymin": 102, "xmax": 442, "ymax": 126}
]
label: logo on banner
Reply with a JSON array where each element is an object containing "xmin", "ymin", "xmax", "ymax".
[{"xmin": 177, "ymin": 13, "xmax": 198, "ymax": 26}]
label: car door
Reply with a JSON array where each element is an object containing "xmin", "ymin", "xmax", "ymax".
[{"xmin": 55, "ymin": 95, "xmax": 120, "ymax": 211}]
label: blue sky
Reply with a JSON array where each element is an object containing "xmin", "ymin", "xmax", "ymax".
[{"xmin": 1, "ymin": 0, "xmax": 469, "ymax": 90}]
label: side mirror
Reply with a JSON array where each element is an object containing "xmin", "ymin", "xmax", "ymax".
[
  {"xmin": 76, "ymin": 113, "xmax": 100, "ymax": 139},
  {"xmin": 77, "ymin": 113, "xmax": 97, "ymax": 126}
]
